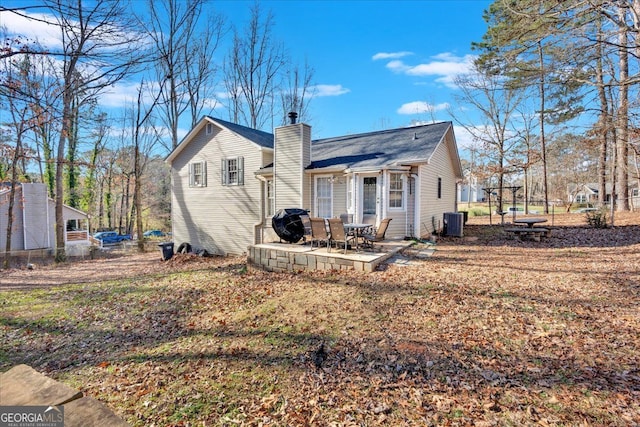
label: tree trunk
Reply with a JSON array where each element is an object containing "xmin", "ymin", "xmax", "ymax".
[
  {"xmin": 595, "ymin": 24, "xmax": 609, "ymax": 208},
  {"xmin": 538, "ymin": 41, "xmax": 549, "ymax": 214},
  {"xmin": 616, "ymin": 7, "xmax": 630, "ymax": 211},
  {"xmin": 3, "ymin": 131, "xmax": 24, "ymax": 269},
  {"xmin": 55, "ymin": 92, "xmax": 72, "ymax": 263}
]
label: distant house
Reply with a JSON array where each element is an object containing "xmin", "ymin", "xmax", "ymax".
[
  {"xmin": 568, "ymin": 182, "xmax": 640, "ymax": 208},
  {"xmin": 166, "ymin": 116, "xmax": 463, "ymax": 255},
  {"xmin": 458, "ymin": 172, "xmax": 484, "ymax": 203},
  {"xmin": 0, "ymin": 183, "xmax": 90, "ymax": 254}
]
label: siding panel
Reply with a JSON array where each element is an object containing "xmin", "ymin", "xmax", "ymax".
[
  {"xmin": 419, "ymin": 134, "xmax": 459, "ymax": 236},
  {"xmin": 171, "ymin": 124, "xmax": 264, "ymax": 255}
]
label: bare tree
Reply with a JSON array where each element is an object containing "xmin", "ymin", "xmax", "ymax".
[
  {"xmin": 453, "ymin": 62, "xmax": 525, "ymax": 211},
  {"xmin": 224, "ymin": 2, "xmax": 286, "ymax": 129},
  {"xmin": 280, "ymin": 60, "xmax": 315, "ymax": 124},
  {"xmin": 12, "ymin": 0, "xmax": 146, "ymax": 262},
  {"xmin": 143, "ymin": 0, "xmax": 226, "ymax": 150},
  {"xmin": 129, "ymin": 79, "xmax": 165, "ymax": 251}
]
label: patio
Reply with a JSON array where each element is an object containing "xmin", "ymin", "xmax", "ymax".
[{"xmin": 247, "ymin": 239, "xmax": 414, "ymax": 273}]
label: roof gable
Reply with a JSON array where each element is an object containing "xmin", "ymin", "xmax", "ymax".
[{"xmin": 166, "ymin": 116, "xmax": 273, "ymax": 163}]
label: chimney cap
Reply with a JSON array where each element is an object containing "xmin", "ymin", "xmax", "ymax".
[{"xmin": 288, "ymin": 111, "xmax": 298, "ymax": 124}]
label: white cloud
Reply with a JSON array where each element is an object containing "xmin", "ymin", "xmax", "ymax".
[
  {"xmin": 383, "ymin": 52, "xmax": 476, "ymax": 88},
  {"xmin": 397, "ymin": 101, "xmax": 450, "ymax": 115},
  {"xmin": 0, "ymin": 10, "xmax": 62, "ymax": 49},
  {"xmin": 453, "ymin": 125, "xmax": 480, "ymax": 151},
  {"xmin": 100, "ymin": 82, "xmax": 148, "ymax": 107},
  {"xmin": 372, "ymin": 51, "xmax": 414, "ymax": 61},
  {"xmin": 310, "ymin": 84, "xmax": 350, "ymax": 97}
]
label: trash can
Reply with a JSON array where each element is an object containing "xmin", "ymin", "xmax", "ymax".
[{"xmin": 158, "ymin": 242, "xmax": 174, "ymax": 261}]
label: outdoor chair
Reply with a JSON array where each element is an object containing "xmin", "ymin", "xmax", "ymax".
[
  {"xmin": 309, "ymin": 217, "xmax": 329, "ymax": 249},
  {"xmin": 361, "ymin": 218, "xmax": 392, "ymax": 251},
  {"xmin": 301, "ymin": 215, "xmax": 312, "ymax": 243},
  {"xmin": 339, "ymin": 213, "xmax": 355, "ymax": 236},
  {"xmin": 327, "ymin": 218, "xmax": 355, "ymax": 254},
  {"xmin": 362, "ymin": 214, "xmax": 377, "ymax": 234}
]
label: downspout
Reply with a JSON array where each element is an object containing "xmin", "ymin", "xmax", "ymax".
[
  {"xmin": 22, "ymin": 184, "xmax": 27, "ymax": 250},
  {"xmin": 410, "ymin": 173, "xmax": 419, "ymax": 238},
  {"xmin": 46, "ymin": 196, "xmax": 51, "ymax": 249},
  {"xmin": 254, "ymin": 176, "xmax": 267, "ymax": 245}
]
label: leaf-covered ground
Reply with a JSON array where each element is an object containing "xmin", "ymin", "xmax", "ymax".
[{"xmin": 1, "ymin": 212, "xmax": 639, "ymax": 426}]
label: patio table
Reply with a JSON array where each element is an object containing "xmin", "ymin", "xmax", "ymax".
[{"xmin": 343, "ymin": 223, "xmax": 370, "ymax": 251}]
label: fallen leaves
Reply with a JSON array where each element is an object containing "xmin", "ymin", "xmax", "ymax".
[{"xmin": 1, "ymin": 212, "xmax": 639, "ymax": 425}]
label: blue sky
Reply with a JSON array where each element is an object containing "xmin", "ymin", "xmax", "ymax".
[{"xmin": 1, "ymin": 0, "xmax": 491, "ymax": 152}]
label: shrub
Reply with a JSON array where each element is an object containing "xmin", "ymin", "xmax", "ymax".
[{"xmin": 585, "ymin": 209, "xmax": 608, "ymax": 228}]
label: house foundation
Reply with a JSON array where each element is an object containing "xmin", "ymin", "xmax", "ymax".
[{"xmin": 247, "ymin": 240, "xmax": 412, "ymax": 273}]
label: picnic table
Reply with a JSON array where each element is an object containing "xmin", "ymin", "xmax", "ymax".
[
  {"xmin": 505, "ymin": 217, "xmax": 551, "ymax": 241},
  {"xmin": 513, "ymin": 217, "xmax": 548, "ymax": 228}
]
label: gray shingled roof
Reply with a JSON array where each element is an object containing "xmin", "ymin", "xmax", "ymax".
[
  {"xmin": 209, "ymin": 116, "xmax": 274, "ymax": 149},
  {"xmin": 308, "ymin": 121, "xmax": 452, "ymax": 170}
]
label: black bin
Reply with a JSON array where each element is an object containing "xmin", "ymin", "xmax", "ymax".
[{"xmin": 158, "ymin": 242, "xmax": 174, "ymax": 261}]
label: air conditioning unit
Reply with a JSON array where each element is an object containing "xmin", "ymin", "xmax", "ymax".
[{"xmin": 443, "ymin": 212, "xmax": 464, "ymax": 237}]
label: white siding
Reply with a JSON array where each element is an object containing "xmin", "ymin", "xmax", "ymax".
[
  {"xmin": 171, "ymin": 124, "xmax": 264, "ymax": 255},
  {"xmin": 274, "ymin": 123, "xmax": 311, "ymax": 210},
  {"xmin": 0, "ymin": 188, "xmax": 25, "ymax": 251},
  {"xmin": 419, "ymin": 133, "xmax": 460, "ymax": 237},
  {"xmin": 22, "ymin": 183, "xmax": 49, "ymax": 250}
]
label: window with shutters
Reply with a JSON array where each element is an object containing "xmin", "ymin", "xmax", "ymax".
[
  {"xmin": 189, "ymin": 161, "xmax": 207, "ymax": 187},
  {"xmin": 221, "ymin": 157, "xmax": 244, "ymax": 186}
]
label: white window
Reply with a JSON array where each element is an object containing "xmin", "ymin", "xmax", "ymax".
[
  {"xmin": 316, "ymin": 176, "xmax": 332, "ymax": 218},
  {"xmin": 221, "ymin": 157, "xmax": 244, "ymax": 186},
  {"xmin": 389, "ymin": 173, "xmax": 404, "ymax": 210},
  {"xmin": 189, "ymin": 161, "xmax": 207, "ymax": 187},
  {"xmin": 266, "ymin": 179, "xmax": 275, "ymax": 217},
  {"xmin": 206, "ymin": 123, "xmax": 214, "ymax": 135}
]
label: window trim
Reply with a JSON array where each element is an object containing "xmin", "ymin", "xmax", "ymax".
[
  {"xmin": 388, "ymin": 172, "xmax": 405, "ymax": 211},
  {"xmin": 189, "ymin": 161, "xmax": 207, "ymax": 187},
  {"xmin": 265, "ymin": 179, "xmax": 275, "ymax": 218},
  {"xmin": 221, "ymin": 156, "xmax": 244, "ymax": 186},
  {"xmin": 315, "ymin": 175, "xmax": 333, "ymax": 218},
  {"xmin": 206, "ymin": 123, "xmax": 214, "ymax": 135}
]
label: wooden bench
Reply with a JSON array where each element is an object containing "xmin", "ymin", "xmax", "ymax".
[
  {"xmin": 0, "ymin": 364, "xmax": 129, "ymax": 427},
  {"xmin": 504, "ymin": 227, "xmax": 551, "ymax": 241}
]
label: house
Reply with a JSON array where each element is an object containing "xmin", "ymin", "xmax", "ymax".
[
  {"xmin": 0, "ymin": 183, "xmax": 90, "ymax": 255},
  {"xmin": 457, "ymin": 172, "xmax": 485, "ymax": 203},
  {"xmin": 568, "ymin": 182, "xmax": 640, "ymax": 208},
  {"xmin": 166, "ymin": 116, "xmax": 463, "ymax": 255}
]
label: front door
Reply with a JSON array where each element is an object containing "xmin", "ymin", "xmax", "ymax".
[{"xmin": 362, "ymin": 176, "xmax": 377, "ymax": 224}]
